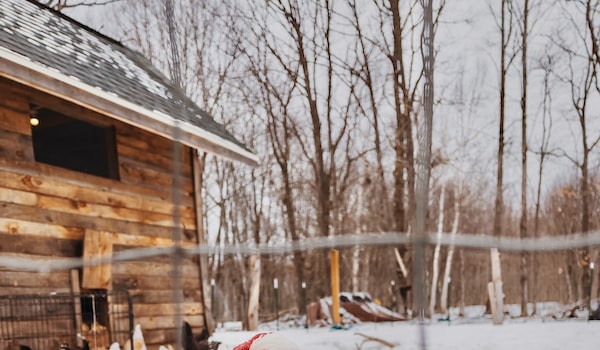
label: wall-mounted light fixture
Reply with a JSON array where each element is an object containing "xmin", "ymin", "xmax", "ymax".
[
  {"xmin": 30, "ymin": 116, "xmax": 40, "ymax": 126},
  {"xmin": 29, "ymin": 105, "xmax": 40, "ymax": 127}
]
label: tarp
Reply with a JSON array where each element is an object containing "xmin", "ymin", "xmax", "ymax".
[{"xmin": 307, "ymin": 292, "xmax": 407, "ymax": 327}]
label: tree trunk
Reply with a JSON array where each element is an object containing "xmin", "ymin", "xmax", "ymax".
[
  {"xmin": 247, "ymin": 255, "xmax": 261, "ymax": 331},
  {"xmin": 413, "ymin": 0, "xmax": 435, "ymax": 322},
  {"xmin": 490, "ymin": 249, "xmax": 504, "ymax": 325},
  {"xmin": 390, "ymin": 0, "xmax": 408, "ymax": 234},
  {"xmin": 429, "ymin": 187, "xmax": 445, "ymax": 317},
  {"xmin": 441, "ymin": 191, "xmax": 461, "ymax": 314},
  {"xmin": 532, "ymin": 55, "xmax": 553, "ymax": 315},
  {"xmin": 491, "ymin": 0, "xmax": 509, "ymax": 325},
  {"xmin": 459, "ymin": 248, "xmax": 465, "ymax": 317},
  {"xmin": 519, "ymin": 0, "xmax": 529, "ymax": 318}
]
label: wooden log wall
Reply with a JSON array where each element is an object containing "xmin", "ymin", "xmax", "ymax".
[{"xmin": 0, "ymin": 77, "xmax": 206, "ymax": 347}]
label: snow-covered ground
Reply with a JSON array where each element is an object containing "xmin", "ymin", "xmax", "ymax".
[
  {"xmin": 213, "ymin": 319, "xmax": 599, "ymax": 349},
  {"xmin": 211, "ymin": 305, "xmax": 600, "ymax": 349}
]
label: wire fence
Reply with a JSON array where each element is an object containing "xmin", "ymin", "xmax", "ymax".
[
  {"xmin": 1, "ymin": 230, "xmax": 599, "ymax": 272},
  {"xmin": 2, "ymin": 228, "xmax": 600, "ymax": 350}
]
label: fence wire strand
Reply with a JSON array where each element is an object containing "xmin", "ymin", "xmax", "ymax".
[{"xmin": 2, "ymin": 230, "xmax": 600, "ymax": 273}]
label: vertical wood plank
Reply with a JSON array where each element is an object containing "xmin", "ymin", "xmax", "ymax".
[{"xmin": 82, "ymin": 231, "xmax": 113, "ymax": 290}]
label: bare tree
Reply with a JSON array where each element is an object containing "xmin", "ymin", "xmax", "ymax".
[
  {"xmin": 490, "ymin": 0, "xmax": 518, "ymax": 325},
  {"xmin": 346, "ymin": 0, "xmax": 392, "ymax": 230},
  {"xmin": 238, "ymin": 13, "xmax": 308, "ymax": 313},
  {"xmin": 532, "ymin": 51, "xmax": 557, "ymax": 314},
  {"xmin": 429, "ymin": 186, "xmax": 445, "ymax": 316},
  {"xmin": 440, "ymin": 186, "xmax": 461, "ymax": 314},
  {"xmin": 518, "ymin": 0, "xmax": 530, "ymax": 318},
  {"xmin": 553, "ymin": 0, "xmax": 600, "ymax": 303}
]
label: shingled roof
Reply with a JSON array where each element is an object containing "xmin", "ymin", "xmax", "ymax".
[{"xmin": 0, "ymin": 0, "xmax": 258, "ymax": 165}]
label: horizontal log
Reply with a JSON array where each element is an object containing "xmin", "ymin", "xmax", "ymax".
[
  {"xmin": 0, "ymin": 222, "xmax": 197, "ymax": 264},
  {"xmin": 0, "ymin": 104, "xmax": 31, "ymax": 135},
  {"xmin": 112, "ymin": 275, "xmax": 201, "ymax": 291},
  {"xmin": 0, "ymin": 286, "xmax": 72, "ymax": 296},
  {"xmin": 127, "ymin": 289, "xmax": 202, "ymax": 304},
  {"xmin": 0, "ymin": 156, "xmax": 195, "ymax": 207},
  {"xmin": 0, "ymin": 217, "xmax": 83, "ymax": 240},
  {"xmin": 0, "ymin": 203, "xmax": 178, "ymax": 240},
  {"xmin": 0, "ymin": 128, "xmax": 34, "ymax": 161},
  {"xmin": 0, "ymin": 169, "xmax": 195, "ymax": 218},
  {"xmin": 110, "ymin": 302, "xmax": 204, "ymax": 317},
  {"xmin": 112, "ymin": 260, "xmax": 199, "ymax": 277},
  {"xmin": 0, "ymin": 186, "xmax": 196, "ymax": 229},
  {"xmin": 116, "ymin": 123, "xmax": 191, "ymax": 161},
  {"xmin": 119, "ymin": 160, "xmax": 194, "ymax": 194},
  {"xmin": 0, "ymin": 90, "xmax": 29, "ymax": 114},
  {"xmin": 0, "ymin": 232, "xmax": 81, "ymax": 257},
  {"xmin": 117, "ymin": 143, "xmax": 192, "ymax": 178},
  {"xmin": 0, "ymin": 270, "xmax": 70, "ymax": 288}
]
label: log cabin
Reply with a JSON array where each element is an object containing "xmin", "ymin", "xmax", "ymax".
[{"xmin": 0, "ymin": 0, "xmax": 258, "ymax": 348}]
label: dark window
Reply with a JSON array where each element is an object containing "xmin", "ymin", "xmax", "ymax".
[{"xmin": 30, "ymin": 106, "xmax": 119, "ymax": 179}]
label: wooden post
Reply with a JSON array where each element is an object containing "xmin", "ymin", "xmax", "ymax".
[{"xmin": 330, "ymin": 249, "xmax": 341, "ymax": 325}]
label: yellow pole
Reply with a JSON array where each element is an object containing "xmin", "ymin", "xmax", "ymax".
[{"xmin": 330, "ymin": 249, "xmax": 341, "ymax": 325}]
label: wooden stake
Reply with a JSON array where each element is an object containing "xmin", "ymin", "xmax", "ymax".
[{"xmin": 330, "ymin": 249, "xmax": 341, "ymax": 325}]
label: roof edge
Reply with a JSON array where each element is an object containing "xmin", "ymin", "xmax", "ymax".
[{"xmin": 0, "ymin": 46, "xmax": 259, "ymax": 166}]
